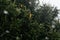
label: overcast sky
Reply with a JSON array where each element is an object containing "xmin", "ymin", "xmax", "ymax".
[
  {"xmin": 40, "ymin": 0, "xmax": 60, "ymax": 9},
  {"xmin": 39, "ymin": 0, "xmax": 60, "ymax": 20}
]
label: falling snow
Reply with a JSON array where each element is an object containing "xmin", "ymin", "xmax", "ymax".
[{"xmin": 4, "ymin": 10, "xmax": 8, "ymax": 14}]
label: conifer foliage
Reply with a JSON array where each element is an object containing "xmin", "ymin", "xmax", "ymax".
[{"xmin": 0, "ymin": 0, "xmax": 59, "ymax": 40}]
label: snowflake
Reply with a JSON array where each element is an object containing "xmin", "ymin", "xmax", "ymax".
[
  {"xmin": 29, "ymin": 2, "xmax": 31, "ymax": 4},
  {"xmin": 16, "ymin": 36, "xmax": 20, "ymax": 40},
  {"xmin": 5, "ymin": 30, "xmax": 10, "ymax": 33},
  {"xmin": 4, "ymin": 10, "xmax": 8, "ymax": 14},
  {"xmin": 52, "ymin": 25, "xmax": 55, "ymax": 28},
  {"xmin": 45, "ymin": 36, "xmax": 49, "ymax": 40}
]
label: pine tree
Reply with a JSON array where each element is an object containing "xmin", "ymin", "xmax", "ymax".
[{"xmin": 0, "ymin": 0, "xmax": 59, "ymax": 40}]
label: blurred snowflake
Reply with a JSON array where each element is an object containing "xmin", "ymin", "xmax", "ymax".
[
  {"xmin": 5, "ymin": 30, "xmax": 10, "ymax": 33},
  {"xmin": 4, "ymin": 10, "xmax": 8, "ymax": 14}
]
